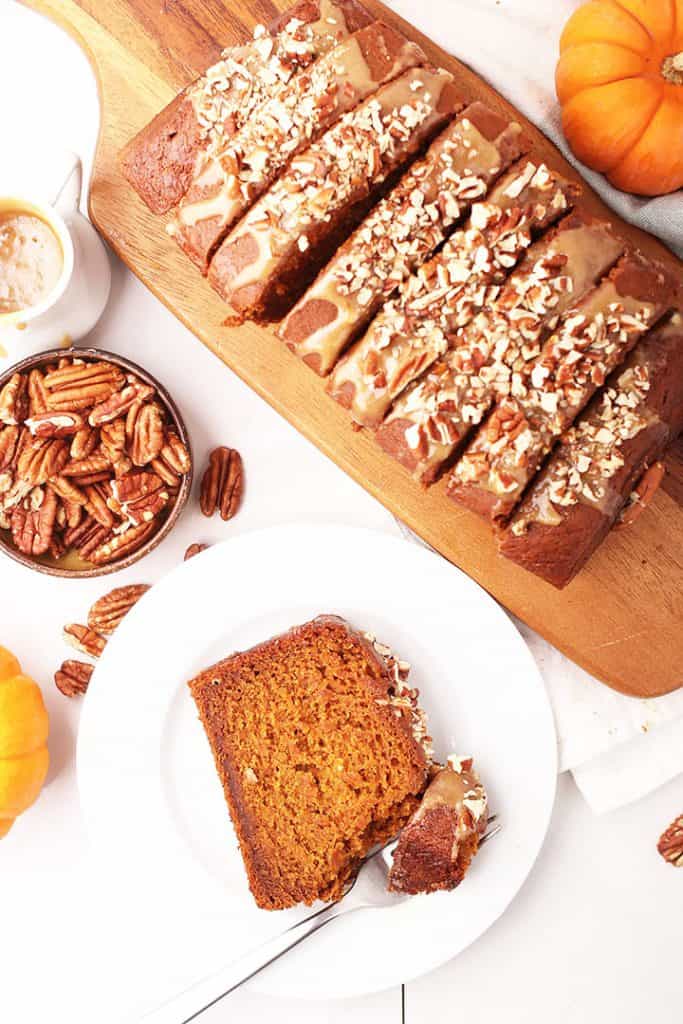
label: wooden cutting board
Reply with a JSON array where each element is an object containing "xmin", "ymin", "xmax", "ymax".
[{"xmin": 25, "ymin": 0, "xmax": 683, "ymax": 697}]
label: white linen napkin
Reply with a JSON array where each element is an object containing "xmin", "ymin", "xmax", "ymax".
[{"xmin": 387, "ymin": 0, "xmax": 682, "ymax": 811}]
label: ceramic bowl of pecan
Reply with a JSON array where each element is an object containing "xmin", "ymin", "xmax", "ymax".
[{"xmin": 0, "ymin": 348, "xmax": 192, "ymax": 576}]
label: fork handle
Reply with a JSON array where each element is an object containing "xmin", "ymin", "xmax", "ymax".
[{"xmin": 139, "ymin": 903, "xmax": 344, "ymax": 1023}]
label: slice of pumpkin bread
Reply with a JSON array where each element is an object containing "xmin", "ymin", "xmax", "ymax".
[{"xmin": 188, "ymin": 615, "xmax": 432, "ymax": 909}]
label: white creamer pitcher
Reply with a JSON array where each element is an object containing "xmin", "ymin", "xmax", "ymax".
[{"xmin": 0, "ymin": 152, "xmax": 111, "ymax": 368}]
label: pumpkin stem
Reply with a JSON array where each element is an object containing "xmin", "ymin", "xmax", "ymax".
[{"xmin": 662, "ymin": 52, "xmax": 683, "ymax": 85}]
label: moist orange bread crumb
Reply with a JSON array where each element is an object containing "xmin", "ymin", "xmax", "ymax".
[{"xmin": 188, "ymin": 615, "xmax": 432, "ymax": 909}]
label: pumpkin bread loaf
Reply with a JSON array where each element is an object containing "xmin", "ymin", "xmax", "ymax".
[
  {"xmin": 448, "ymin": 252, "xmax": 679, "ymax": 522},
  {"xmin": 169, "ymin": 22, "xmax": 427, "ymax": 273},
  {"xmin": 375, "ymin": 211, "xmax": 625, "ymax": 485},
  {"xmin": 500, "ymin": 312, "xmax": 683, "ymax": 587},
  {"xmin": 327, "ymin": 161, "xmax": 578, "ymax": 429},
  {"xmin": 207, "ymin": 67, "xmax": 463, "ymax": 321},
  {"xmin": 279, "ymin": 103, "xmax": 529, "ymax": 375},
  {"xmin": 388, "ymin": 755, "xmax": 488, "ymax": 895},
  {"xmin": 188, "ymin": 615, "xmax": 432, "ymax": 909},
  {"xmin": 121, "ymin": 0, "xmax": 373, "ymax": 214}
]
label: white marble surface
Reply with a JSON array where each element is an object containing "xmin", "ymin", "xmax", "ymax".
[{"xmin": 0, "ymin": 3, "xmax": 681, "ymax": 1023}]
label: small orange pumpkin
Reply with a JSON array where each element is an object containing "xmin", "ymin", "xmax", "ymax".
[
  {"xmin": 0, "ymin": 646, "xmax": 49, "ymax": 838},
  {"xmin": 556, "ymin": 0, "xmax": 683, "ymax": 196}
]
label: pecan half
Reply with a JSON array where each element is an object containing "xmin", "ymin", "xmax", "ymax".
[
  {"xmin": 62, "ymin": 453, "xmax": 111, "ymax": 478},
  {"xmin": 49, "ymin": 532, "xmax": 66, "ymax": 561},
  {"xmin": 55, "ymin": 659, "xmax": 93, "ymax": 697},
  {"xmin": 44, "ymin": 360, "xmax": 125, "ymax": 394},
  {"xmin": 87, "ymin": 584, "xmax": 150, "ymax": 636},
  {"xmin": 52, "ymin": 475, "xmax": 88, "ymax": 507},
  {"xmin": 27, "ymin": 370, "xmax": 49, "ymax": 416},
  {"xmin": 150, "ymin": 456, "xmax": 179, "ymax": 487},
  {"xmin": 10, "ymin": 486, "xmax": 58, "ymax": 556},
  {"xmin": 0, "ymin": 373, "xmax": 28, "ymax": 425},
  {"xmin": 619, "ymin": 462, "xmax": 666, "ymax": 529},
  {"xmin": 63, "ymin": 499, "xmax": 83, "ymax": 530},
  {"xmin": 62, "ymin": 515, "xmax": 111, "ymax": 559},
  {"xmin": 88, "ymin": 383, "xmax": 154, "ymax": 427},
  {"xmin": 99, "ymin": 419, "xmax": 126, "ymax": 461},
  {"xmin": 160, "ymin": 433, "xmax": 191, "ymax": 475},
  {"xmin": 131, "ymin": 403, "xmax": 164, "ymax": 466},
  {"xmin": 200, "ymin": 447, "xmax": 243, "ymax": 521},
  {"xmin": 18, "ymin": 438, "xmax": 69, "ymax": 485},
  {"xmin": 75, "ymin": 471, "xmax": 112, "ymax": 486},
  {"xmin": 0, "ymin": 425, "xmax": 19, "ymax": 471},
  {"xmin": 25, "ymin": 411, "xmax": 85, "ymax": 438},
  {"xmin": 84, "ymin": 483, "xmax": 116, "ymax": 529},
  {"xmin": 110, "ymin": 471, "xmax": 168, "ymax": 525},
  {"xmin": 47, "ymin": 383, "xmax": 123, "ymax": 412},
  {"xmin": 88, "ymin": 520, "xmax": 157, "ymax": 565},
  {"xmin": 63, "ymin": 623, "xmax": 106, "ymax": 659},
  {"xmin": 658, "ymin": 815, "xmax": 683, "ymax": 867},
  {"xmin": 70, "ymin": 425, "xmax": 99, "ymax": 460},
  {"xmin": 184, "ymin": 543, "xmax": 208, "ymax": 560}
]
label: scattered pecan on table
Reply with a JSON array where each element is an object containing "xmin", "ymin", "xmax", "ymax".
[
  {"xmin": 55, "ymin": 583, "xmax": 150, "ymax": 696},
  {"xmin": 63, "ymin": 623, "xmax": 107, "ymax": 659},
  {"xmin": 658, "ymin": 815, "xmax": 683, "ymax": 867},
  {"xmin": 0, "ymin": 356, "xmax": 191, "ymax": 566},
  {"xmin": 55, "ymin": 660, "xmax": 93, "ymax": 698},
  {"xmin": 199, "ymin": 446, "xmax": 243, "ymax": 521},
  {"xmin": 184, "ymin": 542, "xmax": 209, "ymax": 560},
  {"xmin": 87, "ymin": 584, "xmax": 150, "ymax": 636}
]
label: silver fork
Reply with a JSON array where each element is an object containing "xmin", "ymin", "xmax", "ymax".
[{"xmin": 141, "ymin": 816, "xmax": 500, "ymax": 1024}]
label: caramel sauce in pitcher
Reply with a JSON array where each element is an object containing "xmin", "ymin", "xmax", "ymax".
[{"xmin": 0, "ymin": 204, "xmax": 63, "ymax": 314}]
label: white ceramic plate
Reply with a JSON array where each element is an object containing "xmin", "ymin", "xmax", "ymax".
[{"xmin": 77, "ymin": 525, "xmax": 556, "ymax": 1015}]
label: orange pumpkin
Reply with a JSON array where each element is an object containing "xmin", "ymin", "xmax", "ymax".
[
  {"xmin": 0, "ymin": 646, "xmax": 49, "ymax": 838},
  {"xmin": 556, "ymin": 0, "xmax": 683, "ymax": 196}
]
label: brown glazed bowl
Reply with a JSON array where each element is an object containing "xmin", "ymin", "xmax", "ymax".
[{"xmin": 0, "ymin": 347, "xmax": 193, "ymax": 578}]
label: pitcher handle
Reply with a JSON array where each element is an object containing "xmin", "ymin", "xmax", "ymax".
[{"xmin": 53, "ymin": 152, "xmax": 83, "ymax": 217}]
